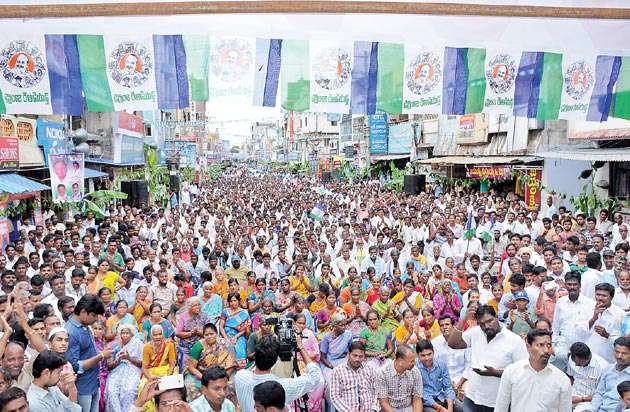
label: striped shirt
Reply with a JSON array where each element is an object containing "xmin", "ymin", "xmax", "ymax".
[
  {"xmin": 330, "ymin": 362, "xmax": 378, "ymax": 412},
  {"xmin": 567, "ymin": 354, "xmax": 609, "ymax": 397}
]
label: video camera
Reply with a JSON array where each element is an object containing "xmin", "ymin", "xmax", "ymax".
[{"xmin": 266, "ymin": 316, "xmax": 297, "ymax": 361}]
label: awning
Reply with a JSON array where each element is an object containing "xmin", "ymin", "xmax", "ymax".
[
  {"xmin": 414, "ymin": 155, "xmax": 541, "ymax": 165},
  {"xmin": 0, "ymin": 174, "xmax": 50, "ymax": 195},
  {"xmin": 536, "ymin": 148, "xmax": 630, "ymax": 162},
  {"xmin": 371, "ymin": 154, "xmax": 411, "ymax": 161},
  {"xmin": 84, "ymin": 168, "xmax": 108, "ymax": 179},
  {"xmin": 85, "ymin": 158, "xmax": 145, "ymax": 167}
]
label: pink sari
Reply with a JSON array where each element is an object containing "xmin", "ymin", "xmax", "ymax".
[{"xmin": 296, "ymin": 329, "xmax": 324, "ymax": 412}]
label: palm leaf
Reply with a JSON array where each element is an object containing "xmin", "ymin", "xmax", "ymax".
[{"xmin": 83, "ymin": 199, "xmax": 106, "ymax": 219}]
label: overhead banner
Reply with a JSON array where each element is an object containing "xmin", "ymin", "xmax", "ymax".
[
  {"xmin": 0, "ymin": 35, "xmax": 53, "ymax": 114},
  {"xmin": 483, "ymin": 49, "xmax": 519, "ymax": 114},
  {"xmin": 310, "ymin": 41, "xmax": 353, "ymax": 114},
  {"xmin": 402, "ymin": 45, "xmax": 443, "ymax": 114},
  {"xmin": 36, "ymin": 119, "xmax": 66, "ymax": 166},
  {"xmin": 558, "ymin": 53, "xmax": 597, "ymax": 121},
  {"xmin": 208, "ymin": 37, "xmax": 254, "ymax": 106},
  {"xmin": 368, "ymin": 113, "xmax": 388, "ymax": 154},
  {"xmin": 49, "ymin": 152, "xmax": 85, "ymax": 203}
]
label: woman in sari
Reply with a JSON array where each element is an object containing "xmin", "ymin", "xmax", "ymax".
[
  {"xmin": 418, "ymin": 307, "xmax": 442, "ymax": 339},
  {"xmin": 169, "ymin": 288, "xmax": 187, "ymax": 324},
  {"xmin": 251, "ymin": 298, "xmax": 277, "ymax": 331},
  {"xmin": 275, "ymin": 278, "xmax": 295, "ymax": 314},
  {"xmin": 200, "ymin": 281, "xmax": 223, "ymax": 325},
  {"xmin": 320, "ymin": 312, "xmax": 353, "ymax": 412},
  {"xmin": 339, "ymin": 275, "xmax": 365, "ymax": 304},
  {"xmin": 184, "ymin": 322, "xmax": 236, "ymax": 401},
  {"xmin": 105, "ymin": 300, "xmax": 137, "ymax": 341},
  {"xmin": 88, "ymin": 259, "xmax": 125, "ymax": 298},
  {"xmin": 105, "ymin": 324, "xmax": 143, "ymax": 412},
  {"xmin": 286, "ymin": 295, "xmax": 315, "ymax": 331},
  {"xmin": 342, "ymin": 287, "xmax": 370, "ymax": 336},
  {"xmin": 219, "ymin": 292, "xmax": 251, "ymax": 368},
  {"xmin": 130, "ymin": 286, "xmax": 150, "ymax": 330},
  {"xmin": 359, "ymin": 309, "xmax": 394, "ymax": 370},
  {"xmin": 372, "ymin": 286, "xmax": 400, "ymax": 332},
  {"xmin": 247, "ymin": 278, "xmax": 274, "ymax": 315},
  {"xmin": 180, "ymin": 241, "xmax": 192, "ymax": 263},
  {"xmin": 213, "ymin": 270, "xmax": 229, "ymax": 299},
  {"xmin": 293, "ymin": 313, "xmax": 324, "ymax": 412},
  {"xmin": 433, "ymin": 279, "xmax": 462, "ymax": 322},
  {"xmin": 316, "ymin": 290, "xmax": 345, "ymax": 340},
  {"xmin": 139, "ymin": 324, "xmax": 177, "ymax": 412},
  {"xmin": 175, "ymin": 297, "xmax": 208, "ymax": 372},
  {"xmin": 98, "ymin": 287, "xmax": 116, "ymax": 320},
  {"xmin": 393, "ymin": 309, "xmax": 427, "ymax": 346},
  {"xmin": 92, "ymin": 320, "xmax": 108, "ymax": 412},
  {"xmin": 227, "ymin": 278, "xmax": 248, "ymax": 308},
  {"xmin": 142, "ymin": 303, "xmax": 175, "ymax": 342}
]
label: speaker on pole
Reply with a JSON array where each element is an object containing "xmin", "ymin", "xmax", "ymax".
[
  {"xmin": 120, "ymin": 180, "xmax": 149, "ymax": 208},
  {"xmin": 403, "ymin": 174, "xmax": 426, "ymax": 195}
]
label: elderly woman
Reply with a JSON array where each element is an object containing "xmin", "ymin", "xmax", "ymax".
[
  {"xmin": 105, "ymin": 324, "xmax": 143, "ymax": 412},
  {"xmin": 139, "ymin": 324, "xmax": 177, "ymax": 412},
  {"xmin": 320, "ymin": 312, "xmax": 353, "ymax": 412},
  {"xmin": 184, "ymin": 322, "xmax": 236, "ymax": 401},
  {"xmin": 359, "ymin": 309, "xmax": 394, "ymax": 370},
  {"xmin": 433, "ymin": 279, "xmax": 462, "ymax": 322},
  {"xmin": 371, "ymin": 286, "xmax": 400, "ymax": 332},
  {"xmin": 199, "ymin": 281, "xmax": 223, "ymax": 325},
  {"xmin": 175, "ymin": 297, "xmax": 208, "ymax": 372}
]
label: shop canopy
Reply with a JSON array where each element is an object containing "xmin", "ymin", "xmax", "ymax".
[
  {"xmin": 535, "ymin": 148, "xmax": 630, "ymax": 162},
  {"xmin": 83, "ymin": 168, "xmax": 108, "ymax": 179},
  {"xmin": 0, "ymin": 174, "xmax": 50, "ymax": 195},
  {"xmin": 415, "ymin": 155, "xmax": 541, "ymax": 165}
]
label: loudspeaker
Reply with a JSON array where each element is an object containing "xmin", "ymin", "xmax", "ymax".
[
  {"xmin": 120, "ymin": 180, "xmax": 149, "ymax": 207},
  {"xmin": 321, "ymin": 172, "xmax": 332, "ymax": 183},
  {"xmin": 403, "ymin": 174, "xmax": 426, "ymax": 195},
  {"xmin": 169, "ymin": 175, "xmax": 180, "ymax": 194}
]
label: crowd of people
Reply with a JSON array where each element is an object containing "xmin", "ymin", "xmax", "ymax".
[{"xmin": 0, "ymin": 165, "xmax": 628, "ymax": 412}]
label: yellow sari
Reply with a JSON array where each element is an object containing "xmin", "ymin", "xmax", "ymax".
[{"xmin": 139, "ymin": 340, "xmax": 176, "ymax": 412}]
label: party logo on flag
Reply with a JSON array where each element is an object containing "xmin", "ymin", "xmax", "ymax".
[
  {"xmin": 211, "ymin": 39, "xmax": 252, "ymax": 83},
  {"xmin": 564, "ymin": 60, "xmax": 593, "ymax": 100},
  {"xmin": 0, "ymin": 40, "xmax": 46, "ymax": 89},
  {"xmin": 313, "ymin": 47, "xmax": 351, "ymax": 91},
  {"xmin": 486, "ymin": 54, "xmax": 516, "ymax": 94},
  {"xmin": 108, "ymin": 41, "xmax": 153, "ymax": 89},
  {"xmin": 405, "ymin": 52, "xmax": 441, "ymax": 95}
]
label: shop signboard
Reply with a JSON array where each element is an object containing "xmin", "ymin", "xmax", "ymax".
[
  {"xmin": 368, "ymin": 113, "xmax": 388, "ymax": 154},
  {"xmin": 0, "ymin": 137, "xmax": 19, "ymax": 169},
  {"xmin": 524, "ymin": 168, "xmax": 543, "ymax": 211},
  {"xmin": 456, "ymin": 113, "xmax": 489, "ymax": 145},
  {"xmin": 120, "ymin": 135, "xmax": 145, "ymax": 164},
  {"xmin": 466, "ymin": 165, "xmax": 512, "ymax": 180},
  {"xmin": 388, "ymin": 122, "xmax": 413, "ymax": 154},
  {"xmin": 36, "ymin": 119, "xmax": 66, "ymax": 165}
]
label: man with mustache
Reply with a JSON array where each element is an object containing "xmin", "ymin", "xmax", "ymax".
[{"xmin": 494, "ymin": 329, "xmax": 572, "ymax": 412}]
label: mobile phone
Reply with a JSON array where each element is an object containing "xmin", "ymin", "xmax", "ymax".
[{"xmin": 158, "ymin": 374, "xmax": 184, "ymax": 391}]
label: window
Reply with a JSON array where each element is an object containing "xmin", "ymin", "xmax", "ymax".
[{"xmin": 610, "ymin": 162, "xmax": 630, "ymax": 199}]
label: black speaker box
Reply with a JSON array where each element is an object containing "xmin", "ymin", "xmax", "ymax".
[
  {"xmin": 120, "ymin": 180, "xmax": 149, "ymax": 207},
  {"xmin": 403, "ymin": 174, "xmax": 426, "ymax": 195}
]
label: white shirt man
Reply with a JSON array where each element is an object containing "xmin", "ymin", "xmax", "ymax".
[
  {"xmin": 458, "ymin": 318, "xmax": 528, "ymax": 409},
  {"xmin": 432, "ymin": 333, "xmax": 471, "ymax": 383},
  {"xmin": 495, "ymin": 333, "xmax": 572, "ymax": 412},
  {"xmin": 453, "ymin": 237, "xmax": 483, "ymax": 265},
  {"xmin": 552, "ymin": 293, "xmax": 595, "ymax": 359}
]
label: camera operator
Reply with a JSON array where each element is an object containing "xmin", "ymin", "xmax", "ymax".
[{"xmin": 235, "ymin": 333, "xmax": 322, "ymax": 412}]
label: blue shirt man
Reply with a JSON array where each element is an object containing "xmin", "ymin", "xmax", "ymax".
[
  {"xmin": 591, "ymin": 337, "xmax": 630, "ymax": 412},
  {"xmin": 416, "ymin": 340, "xmax": 463, "ymax": 412},
  {"xmin": 65, "ymin": 294, "xmax": 112, "ymax": 412}
]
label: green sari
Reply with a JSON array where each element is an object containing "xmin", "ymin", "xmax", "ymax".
[
  {"xmin": 358, "ymin": 326, "xmax": 391, "ymax": 354},
  {"xmin": 372, "ymin": 299, "xmax": 399, "ymax": 332}
]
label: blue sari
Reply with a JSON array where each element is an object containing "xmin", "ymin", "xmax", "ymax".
[
  {"xmin": 221, "ymin": 308, "xmax": 250, "ymax": 361},
  {"xmin": 200, "ymin": 294, "xmax": 223, "ymax": 325}
]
